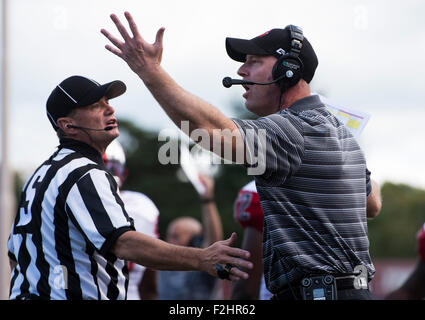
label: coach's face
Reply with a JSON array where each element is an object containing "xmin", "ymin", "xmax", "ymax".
[
  {"xmin": 63, "ymin": 96, "xmax": 119, "ymax": 153},
  {"xmin": 237, "ymin": 55, "xmax": 282, "ymax": 116}
]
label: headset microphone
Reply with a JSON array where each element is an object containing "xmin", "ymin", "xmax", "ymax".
[
  {"xmin": 67, "ymin": 124, "xmax": 114, "ymax": 131},
  {"xmin": 222, "ymin": 75, "xmax": 286, "ymax": 88}
]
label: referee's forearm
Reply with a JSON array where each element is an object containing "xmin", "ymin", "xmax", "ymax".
[{"xmin": 111, "ymin": 230, "xmax": 202, "ymax": 271}]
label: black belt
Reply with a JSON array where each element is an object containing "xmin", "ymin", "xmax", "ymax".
[{"xmin": 336, "ymin": 275, "xmax": 359, "ymax": 290}]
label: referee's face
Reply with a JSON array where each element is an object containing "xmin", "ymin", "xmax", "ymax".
[
  {"xmin": 237, "ymin": 55, "xmax": 282, "ymax": 116},
  {"xmin": 70, "ymin": 96, "xmax": 119, "ymax": 151}
]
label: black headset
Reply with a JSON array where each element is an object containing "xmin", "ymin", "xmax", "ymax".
[{"xmin": 272, "ymin": 25, "xmax": 304, "ymax": 93}]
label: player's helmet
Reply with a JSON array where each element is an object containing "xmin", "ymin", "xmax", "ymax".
[{"xmin": 103, "ymin": 140, "xmax": 126, "ymax": 188}]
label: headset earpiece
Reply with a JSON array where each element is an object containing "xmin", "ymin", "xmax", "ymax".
[
  {"xmin": 272, "ymin": 25, "xmax": 304, "ymax": 93},
  {"xmin": 272, "ymin": 55, "xmax": 303, "ymax": 92}
]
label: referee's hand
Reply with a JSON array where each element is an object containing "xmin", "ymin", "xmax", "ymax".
[{"xmin": 201, "ymin": 232, "xmax": 253, "ymax": 281}]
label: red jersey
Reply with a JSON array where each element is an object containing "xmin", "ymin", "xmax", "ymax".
[
  {"xmin": 418, "ymin": 223, "xmax": 425, "ymax": 263},
  {"xmin": 233, "ymin": 181, "xmax": 264, "ymax": 233}
]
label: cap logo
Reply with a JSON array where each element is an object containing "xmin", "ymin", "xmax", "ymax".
[{"xmin": 276, "ymin": 48, "xmax": 286, "ymax": 55}]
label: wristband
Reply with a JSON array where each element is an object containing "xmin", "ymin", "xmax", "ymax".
[{"xmin": 201, "ymin": 197, "xmax": 215, "ymax": 204}]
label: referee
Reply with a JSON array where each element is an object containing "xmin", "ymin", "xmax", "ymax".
[{"xmin": 7, "ymin": 75, "xmax": 252, "ymax": 300}]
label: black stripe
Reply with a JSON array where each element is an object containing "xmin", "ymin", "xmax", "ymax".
[
  {"xmin": 123, "ymin": 262, "xmax": 129, "ymax": 300},
  {"xmin": 17, "ymin": 234, "xmax": 31, "ymax": 297},
  {"xmin": 53, "ymin": 205, "xmax": 82, "ymax": 300},
  {"xmin": 105, "ymin": 172, "xmax": 133, "ymax": 226},
  {"xmin": 85, "ymin": 244, "xmax": 101, "ymax": 300},
  {"xmin": 9, "ymin": 265, "xmax": 19, "ymax": 298},
  {"xmin": 105, "ymin": 253, "xmax": 119, "ymax": 300},
  {"xmin": 76, "ymin": 173, "xmax": 115, "ymax": 239}
]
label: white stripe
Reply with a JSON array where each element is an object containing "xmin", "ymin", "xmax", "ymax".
[
  {"xmin": 116, "ymin": 260, "xmax": 127, "ymax": 300},
  {"xmin": 90, "ymin": 169, "xmax": 130, "ymax": 229},
  {"xmin": 46, "ymin": 110, "xmax": 59, "ymax": 126},
  {"xmin": 25, "ymin": 235, "xmax": 42, "ymax": 295},
  {"xmin": 9, "ymin": 235, "xmax": 24, "ymax": 299},
  {"xmin": 54, "ymin": 148, "xmax": 73, "ymax": 161},
  {"xmin": 57, "ymin": 85, "xmax": 78, "ymax": 104},
  {"xmin": 94, "ymin": 255, "xmax": 109, "ymax": 300},
  {"xmin": 241, "ymin": 180, "xmax": 257, "ymax": 193},
  {"xmin": 68, "ymin": 218, "xmax": 99, "ymax": 299},
  {"xmin": 87, "ymin": 78, "xmax": 100, "ymax": 86}
]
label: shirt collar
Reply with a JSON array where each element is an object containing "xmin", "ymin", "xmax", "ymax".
[
  {"xmin": 287, "ymin": 94, "xmax": 325, "ymax": 113},
  {"xmin": 58, "ymin": 138, "xmax": 104, "ymax": 166}
]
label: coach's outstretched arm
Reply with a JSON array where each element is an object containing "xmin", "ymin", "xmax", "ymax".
[
  {"xmin": 111, "ymin": 231, "xmax": 252, "ymax": 281},
  {"xmin": 101, "ymin": 12, "xmax": 244, "ymax": 160}
]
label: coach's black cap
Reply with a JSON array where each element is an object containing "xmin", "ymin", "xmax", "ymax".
[
  {"xmin": 225, "ymin": 27, "xmax": 318, "ymax": 83},
  {"xmin": 46, "ymin": 75, "xmax": 126, "ymax": 130}
]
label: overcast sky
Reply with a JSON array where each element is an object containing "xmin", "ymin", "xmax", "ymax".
[{"xmin": 1, "ymin": 0, "xmax": 425, "ymax": 189}]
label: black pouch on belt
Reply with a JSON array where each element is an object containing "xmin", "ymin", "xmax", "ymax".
[{"xmin": 300, "ymin": 275, "xmax": 337, "ymax": 300}]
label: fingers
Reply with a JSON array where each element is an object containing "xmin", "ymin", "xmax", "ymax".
[
  {"xmin": 221, "ymin": 233, "xmax": 251, "ymax": 260},
  {"xmin": 124, "ymin": 11, "xmax": 141, "ymax": 39},
  {"xmin": 155, "ymin": 27, "xmax": 166, "ymax": 47},
  {"xmin": 101, "ymin": 28, "xmax": 124, "ymax": 51},
  {"xmin": 230, "ymin": 267, "xmax": 249, "ymax": 280},
  {"xmin": 217, "ymin": 262, "xmax": 250, "ymax": 281},
  {"xmin": 110, "ymin": 13, "xmax": 132, "ymax": 42},
  {"xmin": 222, "ymin": 232, "xmax": 237, "ymax": 247},
  {"xmin": 105, "ymin": 44, "xmax": 123, "ymax": 58},
  {"xmin": 224, "ymin": 255, "xmax": 253, "ymax": 270}
]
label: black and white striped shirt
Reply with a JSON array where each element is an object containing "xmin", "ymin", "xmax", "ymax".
[
  {"xmin": 8, "ymin": 139, "xmax": 135, "ymax": 300},
  {"xmin": 233, "ymin": 95, "xmax": 375, "ymax": 294}
]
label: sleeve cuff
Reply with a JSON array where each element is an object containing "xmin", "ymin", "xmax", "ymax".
[
  {"xmin": 8, "ymin": 251, "xmax": 17, "ymax": 262},
  {"xmin": 99, "ymin": 226, "xmax": 135, "ymax": 257}
]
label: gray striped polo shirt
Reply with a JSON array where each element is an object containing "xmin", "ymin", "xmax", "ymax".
[{"xmin": 233, "ymin": 95, "xmax": 375, "ymax": 294}]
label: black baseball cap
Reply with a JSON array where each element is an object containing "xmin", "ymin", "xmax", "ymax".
[
  {"xmin": 225, "ymin": 27, "xmax": 318, "ymax": 83},
  {"xmin": 46, "ymin": 75, "xmax": 126, "ymax": 130}
]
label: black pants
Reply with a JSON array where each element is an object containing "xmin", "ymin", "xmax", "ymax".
[{"xmin": 271, "ymin": 287, "xmax": 374, "ymax": 300}]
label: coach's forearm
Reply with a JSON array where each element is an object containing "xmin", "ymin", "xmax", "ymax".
[
  {"xmin": 112, "ymin": 231, "xmax": 202, "ymax": 271},
  {"xmin": 141, "ymin": 67, "xmax": 237, "ymax": 134}
]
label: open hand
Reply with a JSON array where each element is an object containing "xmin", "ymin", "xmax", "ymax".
[
  {"xmin": 201, "ymin": 232, "xmax": 253, "ymax": 281},
  {"xmin": 101, "ymin": 12, "xmax": 165, "ymax": 79}
]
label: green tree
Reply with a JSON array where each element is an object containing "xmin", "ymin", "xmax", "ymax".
[{"xmin": 368, "ymin": 182, "xmax": 425, "ymax": 258}]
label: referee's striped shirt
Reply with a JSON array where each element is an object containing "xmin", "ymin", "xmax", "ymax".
[
  {"xmin": 8, "ymin": 139, "xmax": 135, "ymax": 300},
  {"xmin": 233, "ymin": 95, "xmax": 375, "ymax": 294}
]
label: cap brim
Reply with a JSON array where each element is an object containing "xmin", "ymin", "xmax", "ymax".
[
  {"xmin": 104, "ymin": 80, "xmax": 127, "ymax": 100},
  {"xmin": 78, "ymin": 80, "xmax": 127, "ymax": 107},
  {"xmin": 225, "ymin": 38, "xmax": 270, "ymax": 62}
]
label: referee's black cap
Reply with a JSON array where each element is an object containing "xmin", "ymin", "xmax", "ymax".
[
  {"xmin": 225, "ymin": 27, "xmax": 318, "ymax": 84},
  {"xmin": 46, "ymin": 75, "xmax": 126, "ymax": 131}
]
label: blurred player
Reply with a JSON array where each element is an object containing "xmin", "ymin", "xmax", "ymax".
[
  {"xmin": 231, "ymin": 180, "xmax": 271, "ymax": 300},
  {"xmin": 385, "ymin": 223, "xmax": 425, "ymax": 300},
  {"xmin": 158, "ymin": 173, "xmax": 224, "ymax": 300},
  {"xmin": 103, "ymin": 140, "xmax": 160, "ymax": 300}
]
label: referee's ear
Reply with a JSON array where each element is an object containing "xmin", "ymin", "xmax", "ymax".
[{"xmin": 57, "ymin": 117, "xmax": 75, "ymax": 134}]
